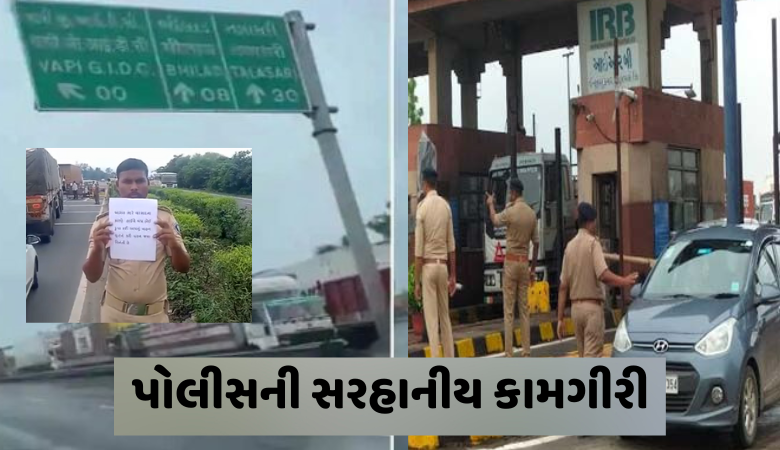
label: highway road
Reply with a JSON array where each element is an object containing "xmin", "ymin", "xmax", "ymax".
[
  {"xmin": 464, "ymin": 409, "xmax": 780, "ymax": 450},
  {"xmin": 27, "ymin": 198, "xmax": 101, "ymax": 323},
  {"xmin": 0, "ymin": 376, "xmax": 388, "ymax": 450}
]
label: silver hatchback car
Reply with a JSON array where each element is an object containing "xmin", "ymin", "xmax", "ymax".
[{"xmin": 613, "ymin": 223, "xmax": 780, "ymax": 448}]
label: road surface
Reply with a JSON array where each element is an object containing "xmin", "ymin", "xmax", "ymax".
[
  {"xmin": 0, "ymin": 376, "xmax": 388, "ymax": 450},
  {"xmin": 27, "ymin": 198, "xmax": 101, "ymax": 323},
  {"xmin": 465, "ymin": 407, "xmax": 780, "ymax": 450}
]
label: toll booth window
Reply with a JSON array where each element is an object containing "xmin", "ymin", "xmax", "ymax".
[
  {"xmin": 459, "ymin": 174, "xmax": 487, "ymax": 250},
  {"xmin": 668, "ymin": 148, "xmax": 700, "ymax": 232}
]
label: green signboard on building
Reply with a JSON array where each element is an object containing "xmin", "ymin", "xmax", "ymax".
[{"xmin": 14, "ymin": 1, "xmax": 310, "ymax": 112}]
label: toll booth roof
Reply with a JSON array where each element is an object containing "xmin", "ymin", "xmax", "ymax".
[{"xmin": 409, "ymin": 0, "xmax": 732, "ymax": 78}]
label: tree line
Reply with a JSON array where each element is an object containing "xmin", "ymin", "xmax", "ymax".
[{"xmin": 157, "ymin": 150, "xmax": 252, "ymax": 195}]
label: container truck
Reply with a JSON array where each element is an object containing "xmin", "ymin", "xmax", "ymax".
[{"xmin": 26, "ymin": 148, "xmax": 63, "ymax": 243}]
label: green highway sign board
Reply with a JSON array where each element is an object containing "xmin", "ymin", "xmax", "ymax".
[{"xmin": 14, "ymin": 1, "xmax": 311, "ymax": 112}]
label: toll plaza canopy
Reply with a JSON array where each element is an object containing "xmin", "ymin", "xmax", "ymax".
[{"xmin": 410, "ymin": 0, "xmax": 730, "ymax": 77}]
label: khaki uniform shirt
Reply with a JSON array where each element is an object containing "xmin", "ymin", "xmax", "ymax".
[
  {"xmin": 414, "ymin": 190, "xmax": 456, "ymax": 260},
  {"xmin": 495, "ymin": 198, "xmax": 538, "ymax": 257},
  {"xmin": 560, "ymin": 229, "xmax": 609, "ymax": 300},
  {"xmin": 88, "ymin": 206, "xmax": 187, "ymax": 304}
]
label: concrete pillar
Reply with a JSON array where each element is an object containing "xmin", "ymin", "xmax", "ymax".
[
  {"xmin": 425, "ymin": 35, "xmax": 456, "ymax": 126},
  {"xmin": 694, "ymin": 11, "xmax": 719, "ymax": 104},
  {"xmin": 454, "ymin": 56, "xmax": 485, "ymax": 129},
  {"xmin": 500, "ymin": 49, "xmax": 525, "ymax": 134},
  {"xmin": 646, "ymin": 0, "xmax": 668, "ymax": 90}
]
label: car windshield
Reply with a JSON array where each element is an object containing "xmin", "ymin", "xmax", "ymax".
[
  {"xmin": 643, "ymin": 239, "xmax": 753, "ymax": 299},
  {"xmin": 489, "ymin": 165, "xmax": 542, "ymax": 213}
]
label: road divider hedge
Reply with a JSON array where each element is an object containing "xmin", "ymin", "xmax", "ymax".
[{"xmin": 147, "ymin": 188, "xmax": 251, "ymax": 322}]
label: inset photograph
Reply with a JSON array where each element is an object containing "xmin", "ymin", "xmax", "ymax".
[{"xmin": 26, "ymin": 148, "xmax": 252, "ymax": 324}]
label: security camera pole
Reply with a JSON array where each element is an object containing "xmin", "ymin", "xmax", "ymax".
[
  {"xmin": 613, "ymin": 38, "xmax": 626, "ymax": 313},
  {"xmin": 286, "ymin": 11, "xmax": 389, "ymax": 342}
]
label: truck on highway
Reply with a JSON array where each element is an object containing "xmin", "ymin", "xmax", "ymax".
[
  {"xmin": 158, "ymin": 172, "xmax": 178, "ymax": 188},
  {"xmin": 252, "ymin": 273, "xmax": 339, "ymax": 347},
  {"xmin": 484, "ymin": 152, "xmax": 576, "ymax": 307},
  {"xmin": 10, "ymin": 334, "xmax": 57, "ymax": 374},
  {"xmin": 58, "ymin": 163, "xmax": 83, "ymax": 185},
  {"xmin": 26, "ymin": 148, "xmax": 64, "ymax": 243}
]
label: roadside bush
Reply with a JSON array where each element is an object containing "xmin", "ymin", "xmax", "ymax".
[
  {"xmin": 210, "ymin": 245, "xmax": 252, "ymax": 322},
  {"xmin": 152, "ymin": 188, "xmax": 251, "ymax": 323},
  {"xmin": 174, "ymin": 211, "xmax": 204, "ymax": 239}
]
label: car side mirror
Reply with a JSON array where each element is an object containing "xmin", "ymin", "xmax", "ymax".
[
  {"xmin": 26, "ymin": 235, "xmax": 41, "ymax": 245},
  {"xmin": 630, "ymin": 284, "xmax": 642, "ymax": 299},
  {"xmin": 759, "ymin": 284, "xmax": 780, "ymax": 303}
]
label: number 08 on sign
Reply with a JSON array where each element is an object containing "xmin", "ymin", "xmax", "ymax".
[{"xmin": 13, "ymin": 1, "xmax": 311, "ymax": 112}]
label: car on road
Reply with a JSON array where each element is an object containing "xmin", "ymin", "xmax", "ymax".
[
  {"xmin": 26, "ymin": 235, "xmax": 40, "ymax": 297},
  {"xmin": 613, "ymin": 222, "xmax": 780, "ymax": 448}
]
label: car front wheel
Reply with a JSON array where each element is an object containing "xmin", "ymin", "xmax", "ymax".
[{"xmin": 733, "ymin": 366, "xmax": 759, "ymax": 448}]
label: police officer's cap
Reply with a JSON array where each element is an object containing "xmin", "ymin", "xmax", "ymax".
[{"xmin": 509, "ymin": 178, "xmax": 524, "ymax": 195}]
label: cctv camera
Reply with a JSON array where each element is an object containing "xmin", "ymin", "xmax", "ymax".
[{"xmin": 619, "ymin": 88, "xmax": 637, "ymax": 101}]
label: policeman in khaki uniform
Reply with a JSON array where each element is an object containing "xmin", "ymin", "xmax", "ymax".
[
  {"xmin": 486, "ymin": 178, "xmax": 538, "ymax": 357},
  {"xmin": 414, "ymin": 169, "xmax": 457, "ymax": 358},
  {"xmin": 557, "ymin": 202, "xmax": 637, "ymax": 357},
  {"xmin": 82, "ymin": 158, "xmax": 190, "ymax": 324}
]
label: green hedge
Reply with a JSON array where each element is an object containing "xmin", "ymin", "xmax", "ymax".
[
  {"xmin": 151, "ymin": 188, "xmax": 250, "ymax": 323},
  {"xmin": 150, "ymin": 188, "xmax": 250, "ymax": 246}
]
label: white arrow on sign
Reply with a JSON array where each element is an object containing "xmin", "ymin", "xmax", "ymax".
[
  {"xmin": 246, "ymin": 84, "xmax": 266, "ymax": 104},
  {"xmin": 173, "ymin": 82, "xmax": 195, "ymax": 103},
  {"xmin": 57, "ymin": 83, "xmax": 86, "ymax": 100}
]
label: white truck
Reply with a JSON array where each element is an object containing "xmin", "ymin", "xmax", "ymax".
[
  {"xmin": 252, "ymin": 273, "xmax": 338, "ymax": 346},
  {"xmin": 158, "ymin": 172, "xmax": 178, "ymax": 188},
  {"xmin": 484, "ymin": 153, "xmax": 576, "ymax": 305}
]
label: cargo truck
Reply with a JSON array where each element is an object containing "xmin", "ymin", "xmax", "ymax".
[
  {"xmin": 252, "ymin": 274, "xmax": 339, "ymax": 347},
  {"xmin": 58, "ymin": 164, "xmax": 83, "ymax": 186},
  {"xmin": 11, "ymin": 334, "xmax": 56, "ymax": 374},
  {"xmin": 26, "ymin": 148, "xmax": 63, "ymax": 243}
]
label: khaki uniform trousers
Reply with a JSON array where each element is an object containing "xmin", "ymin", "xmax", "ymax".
[
  {"xmin": 100, "ymin": 292, "xmax": 170, "ymax": 324},
  {"xmin": 503, "ymin": 260, "xmax": 530, "ymax": 357},
  {"xmin": 572, "ymin": 300, "xmax": 605, "ymax": 357},
  {"xmin": 422, "ymin": 263, "xmax": 454, "ymax": 358}
]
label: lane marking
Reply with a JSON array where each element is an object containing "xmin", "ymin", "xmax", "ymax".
[
  {"xmin": 475, "ymin": 436, "xmax": 567, "ymax": 450},
  {"xmin": 56, "ymin": 222, "xmax": 95, "ymax": 226},
  {"xmin": 99, "ymin": 404, "xmax": 114, "ymax": 410},
  {"xmin": 0, "ymin": 422, "xmax": 81, "ymax": 450},
  {"xmin": 69, "ymin": 196, "xmax": 107, "ymax": 323}
]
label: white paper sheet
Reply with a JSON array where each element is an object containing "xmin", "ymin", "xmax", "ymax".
[{"xmin": 109, "ymin": 198, "xmax": 158, "ymax": 261}]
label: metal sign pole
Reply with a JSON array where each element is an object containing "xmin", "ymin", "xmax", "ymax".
[{"xmin": 286, "ymin": 11, "xmax": 389, "ymax": 344}]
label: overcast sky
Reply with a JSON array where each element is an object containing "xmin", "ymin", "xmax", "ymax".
[
  {"xmin": 1, "ymin": 0, "xmax": 389, "ymax": 346},
  {"xmin": 45, "ymin": 148, "xmax": 248, "ymax": 173},
  {"xmin": 413, "ymin": 0, "xmax": 780, "ymax": 193}
]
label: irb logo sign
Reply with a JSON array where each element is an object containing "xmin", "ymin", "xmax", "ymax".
[{"xmin": 590, "ymin": 2, "xmax": 636, "ymax": 42}]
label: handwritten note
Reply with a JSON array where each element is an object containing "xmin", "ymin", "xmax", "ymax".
[{"xmin": 109, "ymin": 198, "xmax": 158, "ymax": 261}]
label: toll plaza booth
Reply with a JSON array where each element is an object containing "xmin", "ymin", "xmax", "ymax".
[{"xmin": 408, "ymin": 0, "xmax": 728, "ymax": 358}]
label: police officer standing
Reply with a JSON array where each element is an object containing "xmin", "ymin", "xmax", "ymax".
[
  {"xmin": 82, "ymin": 158, "xmax": 190, "ymax": 323},
  {"xmin": 486, "ymin": 178, "xmax": 538, "ymax": 357},
  {"xmin": 414, "ymin": 169, "xmax": 457, "ymax": 358},
  {"xmin": 557, "ymin": 202, "xmax": 638, "ymax": 357}
]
